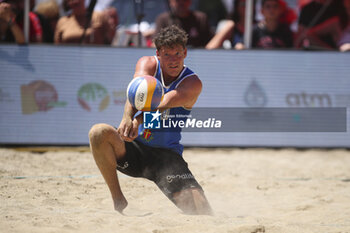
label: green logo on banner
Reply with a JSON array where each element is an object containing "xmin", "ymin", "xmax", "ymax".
[{"xmin": 78, "ymin": 83, "xmax": 110, "ymax": 112}]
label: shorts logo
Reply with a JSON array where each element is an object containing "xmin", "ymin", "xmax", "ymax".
[
  {"xmin": 117, "ymin": 162, "xmax": 129, "ymax": 169},
  {"xmin": 143, "ymin": 110, "xmax": 161, "ymax": 129},
  {"xmin": 166, "ymin": 173, "xmax": 195, "ymax": 183}
]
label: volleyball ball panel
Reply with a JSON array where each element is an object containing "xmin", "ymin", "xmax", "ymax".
[{"xmin": 126, "ymin": 76, "xmax": 164, "ymax": 111}]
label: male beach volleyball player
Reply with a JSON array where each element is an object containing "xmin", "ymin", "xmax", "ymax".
[{"xmin": 89, "ymin": 25, "xmax": 212, "ymax": 215}]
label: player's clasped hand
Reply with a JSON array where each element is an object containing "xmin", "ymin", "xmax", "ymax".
[{"xmin": 117, "ymin": 118, "xmax": 139, "ymax": 142}]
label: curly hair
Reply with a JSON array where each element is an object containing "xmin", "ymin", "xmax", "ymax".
[{"xmin": 153, "ymin": 25, "xmax": 188, "ymax": 50}]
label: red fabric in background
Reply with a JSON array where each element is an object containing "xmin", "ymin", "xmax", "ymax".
[{"xmin": 17, "ymin": 12, "xmax": 43, "ymax": 42}]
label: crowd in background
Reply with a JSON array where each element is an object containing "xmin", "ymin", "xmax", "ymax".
[{"xmin": 0, "ymin": 0, "xmax": 349, "ymax": 51}]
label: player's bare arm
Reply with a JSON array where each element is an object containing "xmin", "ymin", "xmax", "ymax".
[
  {"xmin": 117, "ymin": 56, "xmax": 157, "ymax": 141},
  {"xmin": 133, "ymin": 56, "xmax": 157, "ymax": 78},
  {"xmin": 117, "ymin": 102, "xmax": 139, "ymax": 142},
  {"xmin": 158, "ymin": 75, "xmax": 202, "ymax": 110}
]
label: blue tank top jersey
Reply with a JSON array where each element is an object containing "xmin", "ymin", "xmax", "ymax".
[{"xmin": 135, "ymin": 56, "xmax": 196, "ymax": 155}]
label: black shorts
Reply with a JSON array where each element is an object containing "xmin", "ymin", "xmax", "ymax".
[{"xmin": 116, "ymin": 140, "xmax": 203, "ymax": 202}]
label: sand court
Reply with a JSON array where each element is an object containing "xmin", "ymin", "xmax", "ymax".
[{"xmin": 1, "ymin": 147, "xmax": 350, "ymax": 233}]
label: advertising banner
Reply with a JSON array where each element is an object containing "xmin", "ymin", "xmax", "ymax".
[{"xmin": 0, "ymin": 45, "xmax": 349, "ymax": 147}]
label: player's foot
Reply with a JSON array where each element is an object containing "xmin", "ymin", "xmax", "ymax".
[{"xmin": 114, "ymin": 196, "xmax": 128, "ymax": 213}]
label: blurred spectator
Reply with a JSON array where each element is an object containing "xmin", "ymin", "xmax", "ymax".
[
  {"xmin": 295, "ymin": 0, "xmax": 342, "ymax": 49},
  {"xmin": 18, "ymin": 0, "xmax": 43, "ymax": 42},
  {"xmin": 111, "ymin": 21, "xmax": 154, "ymax": 47},
  {"xmin": 206, "ymin": 0, "xmax": 296, "ymax": 50},
  {"xmin": 0, "ymin": 0, "xmax": 25, "ymax": 44},
  {"xmin": 194, "ymin": 0, "xmax": 227, "ymax": 31},
  {"xmin": 103, "ymin": 6, "xmax": 118, "ymax": 45},
  {"xmin": 1, "ymin": 0, "xmax": 43, "ymax": 43},
  {"xmin": 221, "ymin": 0, "xmax": 234, "ymax": 15},
  {"xmin": 298, "ymin": 0, "xmax": 312, "ymax": 9},
  {"xmin": 91, "ymin": 0, "xmax": 113, "ymax": 12},
  {"xmin": 252, "ymin": 0, "xmax": 293, "ymax": 49},
  {"xmin": 155, "ymin": 0, "xmax": 213, "ymax": 48},
  {"xmin": 338, "ymin": 0, "xmax": 350, "ymax": 52},
  {"xmin": 54, "ymin": 0, "xmax": 114, "ymax": 45},
  {"xmin": 278, "ymin": 0, "xmax": 297, "ymax": 27},
  {"xmin": 111, "ymin": 0, "xmax": 168, "ymax": 27},
  {"xmin": 110, "ymin": 0, "xmax": 158, "ymax": 47},
  {"xmin": 206, "ymin": 0, "xmax": 257, "ymax": 50},
  {"xmin": 303, "ymin": 0, "xmax": 350, "ymax": 51},
  {"xmin": 34, "ymin": 0, "xmax": 59, "ymax": 43}
]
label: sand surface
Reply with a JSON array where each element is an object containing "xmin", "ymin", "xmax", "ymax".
[{"xmin": 1, "ymin": 147, "xmax": 350, "ymax": 233}]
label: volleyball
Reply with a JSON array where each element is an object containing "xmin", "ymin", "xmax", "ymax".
[{"xmin": 126, "ymin": 75, "xmax": 164, "ymax": 111}]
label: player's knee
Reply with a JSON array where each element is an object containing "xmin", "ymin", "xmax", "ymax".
[{"xmin": 89, "ymin": 123, "xmax": 115, "ymax": 146}]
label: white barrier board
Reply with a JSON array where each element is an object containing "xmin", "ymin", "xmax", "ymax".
[{"xmin": 0, "ymin": 45, "xmax": 349, "ymax": 147}]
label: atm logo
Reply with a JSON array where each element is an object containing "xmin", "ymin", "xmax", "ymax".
[{"xmin": 286, "ymin": 92, "xmax": 332, "ymax": 107}]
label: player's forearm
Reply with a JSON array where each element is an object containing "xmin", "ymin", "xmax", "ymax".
[
  {"xmin": 157, "ymin": 91, "xmax": 175, "ymax": 111},
  {"xmin": 157, "ymin": 90, "xmax": 191, "ymax": 111},
  {"xmin": 134, "ymin": 113, "xmax": 143, "ymax": 125},
  {"xmin": 157, "ymin": 77, "xmax": 201, "ymax": 111},
  {"xmin": 122, "ymin": 101, "xmax": 138, "ymax": 120}
]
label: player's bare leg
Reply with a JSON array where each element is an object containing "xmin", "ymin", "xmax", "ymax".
[
  {"xmin": 173, "ymin": 188, "xmax": 213, "ymax": 215},
  {"xmin": 89, "ymin": 123, "xmax": 128, "ymax": 213}
]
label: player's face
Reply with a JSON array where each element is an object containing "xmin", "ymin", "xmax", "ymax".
[{"xmin": 157, "ymin": 45, "xmax": 187, "ymax": 79}]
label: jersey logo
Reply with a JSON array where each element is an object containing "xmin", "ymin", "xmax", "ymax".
[{"xmin": 142, "ymin": 129, "xmax": 154, "ymax": 142}]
